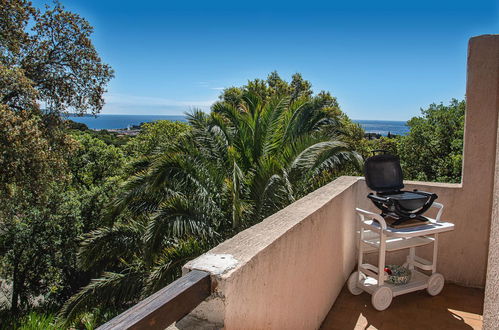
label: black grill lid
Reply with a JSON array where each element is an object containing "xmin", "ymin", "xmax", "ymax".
[{"xmin": 364, "ymin": 154, "xmax": 404, "ymax": 192}]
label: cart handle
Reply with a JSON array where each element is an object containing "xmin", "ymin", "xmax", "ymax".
[
  {"xmin": 430, "ymin": 202, "xmax": 444, "ymax": 222},
  {"xmin": 355, "ymin": 208, "xmax": 387, "ymax": 229}
]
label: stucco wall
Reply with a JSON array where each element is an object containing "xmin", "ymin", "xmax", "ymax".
[
  {"xmin": 483, "ymin": 101, "xmax": 499, "ymax": 329},
  {"xmin": 479, "ymin": 34, "xmax": 499, "ymax": 330},
  {"xmin": 182, "ymin": 176, "xmax": 360, "ymax": 329}
]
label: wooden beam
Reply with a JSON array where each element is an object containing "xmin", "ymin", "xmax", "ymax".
[{"xmin": 97, "ymin": 270, "xmax": 211, "ymax": 330}]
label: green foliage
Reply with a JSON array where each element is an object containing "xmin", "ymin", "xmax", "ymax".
[
  {"xmin": 0, "ymin": 106, "xmax": 76, "ymax": 317},
  {"xmin": 67, "ymin": 121, "xmax": 132, "ymax": 147},
  {"xmin": 2, "ymin": 309, "xmax": 106, "ymax": 330},
  {"xmin": 220, "ymin": 71, "xmax": 313, "ymax": 104},
  {"xmin": 68, "ymin": 131, "xmax": 127, "ymax": 233},
  {"xmin": 0, "ymin": 0, "xmax": 115, "ymax": 322},
  {"xmin": 398, "ymin": 99, "xmax": 465, "ymax": 182},
  {"xmin": 218, "ymin": 71, "xmax": 365, "ymax": 151},
  {"xmin": 362, "ymin": 136, "xmax": 399, "ymax": 159},
  {"xmin": 0, "ymin": 186, "xmax": 81, "ymax": 313},
  {"xmin": 124, "ymin": 120, "xmax": 190, "ymax": 158},
  {"xmin": 370, "ymin": 136, "xmax": 398, "ymax": 154},
  {"xmin": 69, "ymin": 132, "xmax": 125, "ymax": 188},
  {"xmin": 66, "ymin": 119, "xmax": 90, "ymax": 131},
  {"xmin": 0, "ymin": 114, "xmax": 127, "ymax": 322},
  {"xmin": 59, "ymin": 237, "xmax": 204, "ymax": 327},
  {"xmin": 15, "ymin": 312, "xmax": 56, "ymax": 330},
  {"xmin": 90, "ymin": 130, "xmax": 131, "ymax": 147},
  {"xmin": 0, "ymin": 106, "xmax": 70, "ymax": 200},
  {"xmin": 0, "ymin": 0, "xmax": 114, "ymax": 115},
  {"xmin": 0, "ymin": 137, "xmax": 126, "ymax": 324}
]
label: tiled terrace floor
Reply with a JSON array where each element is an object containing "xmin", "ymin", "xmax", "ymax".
[{"xmin": 321, "ymin": 284, "xmax": 484, "ymax": 330}]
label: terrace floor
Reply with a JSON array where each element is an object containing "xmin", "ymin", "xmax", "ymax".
[{"xmin": 321, "ymin": 283, "xmax": 484, "ymax": 330}]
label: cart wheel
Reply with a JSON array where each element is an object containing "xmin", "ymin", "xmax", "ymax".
[
  {"xmin": 427, "ymin": 273, "xmax": 445, "ymax": 296},
  {"xmin": 347, "ymin": 271, "xmax": 364, "ymax": 295},
  {"xmin": 371, "ymin": 286, "xmax": 393, "ymax": 311}
]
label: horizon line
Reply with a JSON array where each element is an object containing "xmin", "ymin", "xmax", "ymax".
[{"xmin": 68, "ymin": 113, "xmax": 409, "ymax": 122}]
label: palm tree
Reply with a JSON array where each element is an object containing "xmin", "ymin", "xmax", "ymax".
[{"xmin": 59, "ymin": 92, "xmax": 361, "ymax": 325}]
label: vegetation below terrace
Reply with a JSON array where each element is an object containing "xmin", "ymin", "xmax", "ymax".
[{"xmin": 0, "ymin": 1, "xmax": 465, "ymax": 328}]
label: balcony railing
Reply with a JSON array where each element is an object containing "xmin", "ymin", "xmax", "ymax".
[{"xmin": 97, "ymin": 270, "xmax": 210, "ymax": 330}]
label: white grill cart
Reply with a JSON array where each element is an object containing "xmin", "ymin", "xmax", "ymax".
[{"xmin": 348, "ymin": 202, "xmax": 454, "ymax": 311}]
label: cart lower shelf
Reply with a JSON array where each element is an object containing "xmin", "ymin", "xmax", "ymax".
[
  {"xmin": 359, "ymin": 269, "xmax": 429, "ymax": 296},
  {"xmin": 348, "ymin": 270, "xmax": 445, "ymax": 311}
]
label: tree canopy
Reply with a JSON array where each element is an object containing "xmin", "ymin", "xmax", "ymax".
[
  {"xmin": 398, "ymin": 99, "xmax": 465, "ymax": 183},
  {"xmin": 124, "ymin": 120, "xmax": 191, "ymax": 159},
  {"xmin": 0, "ymin": 0, "xmax": 114, "ymax": 115},
  {"xmin": 0, "ymin": 0, "xmax": 114, "ymax": 321}
]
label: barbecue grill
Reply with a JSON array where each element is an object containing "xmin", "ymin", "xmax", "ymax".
[{"xmin": 364, "ymin": 150, "xmax": 438, "ymax": 226}]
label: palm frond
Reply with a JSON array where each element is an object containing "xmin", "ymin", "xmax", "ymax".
[
  {"xmin": 77, "ymin": 221, "xmax": 145, "ymax": 271},
  {"xmin": 142, "ymin": 238, "xmax": 205, "ymax": 296},
  {"xmin": 144, "ymin": 195, "xmax": 218, "ymax": 256},
  {"xmin": 58, "ymin": 270, "xmax": 145, "ymax": 326}
]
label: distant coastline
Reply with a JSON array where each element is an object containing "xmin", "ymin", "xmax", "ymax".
[
  {"xmin": 354, "ymin": 119, "xmax": 409, "ymax": 136},
  {"xmin": 67, "ymin": 114, "xmax": 409, "ymax": 136},
  {"xmin": 67, "ymin": 114, "xmax": 187, "ymax": 130}
]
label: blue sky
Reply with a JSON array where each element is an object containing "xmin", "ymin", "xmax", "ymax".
[{"xmin": 34, "ymin": 1, "xmax": 499, "ymax": 120}]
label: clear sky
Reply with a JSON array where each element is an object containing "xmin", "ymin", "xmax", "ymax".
[{"xmin": 33, "ymin": 0, "xmax": 499, "ymax": 120}]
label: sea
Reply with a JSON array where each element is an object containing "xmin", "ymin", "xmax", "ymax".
[
  {"xmin": 354, "ymin": 119, "xmax": 409, "ymax": 136},
  {"xmin": 67, "ymin": 115, "xmax": 409, "ymax": 136}
]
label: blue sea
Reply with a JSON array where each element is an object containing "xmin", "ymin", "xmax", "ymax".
[
  {"xmin": 68, "ymin": 115, "xmax": 409, "ymax": 136},
  {"xmin": 354, "ymin": 119, "xmax": 409, "ymax": 136},
  {"xmin": 67, "ymin": 114, "xmax": 187, "ymax": 129}
]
